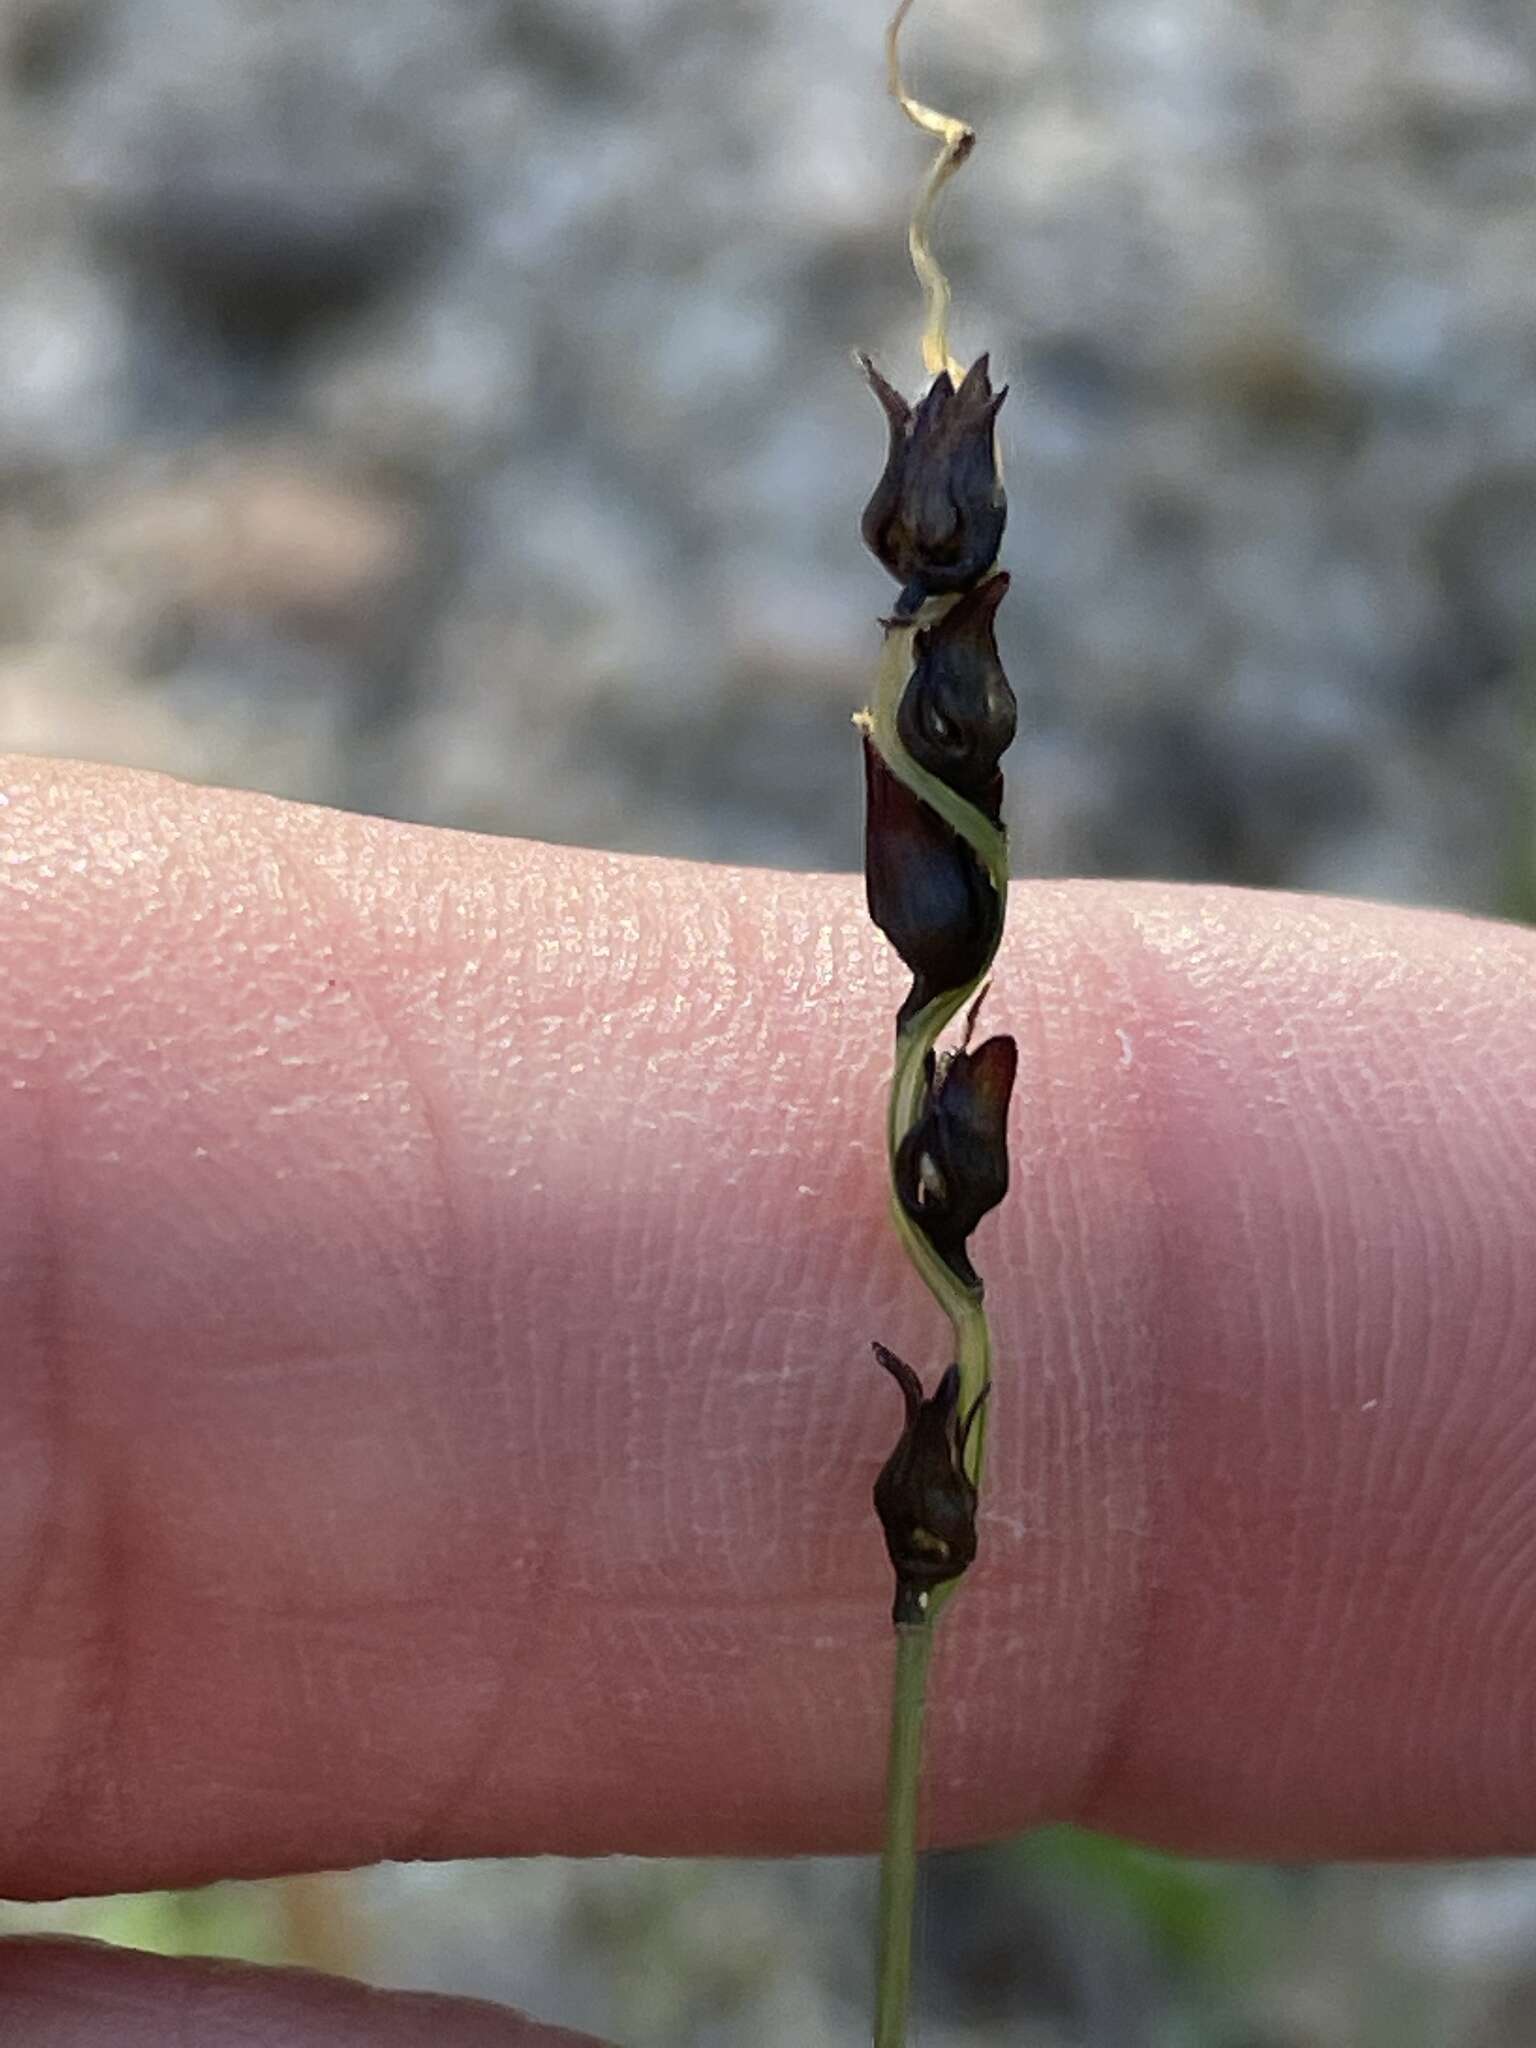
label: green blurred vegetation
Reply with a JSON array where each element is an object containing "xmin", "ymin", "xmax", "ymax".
[
  {"xmin": 1011, "ymin": 1825, "xmax": 1279, "ymax": 1979},
  {"xmin": 0, "ymin": 1882, "xmax": 282, "ymax": 1965}
]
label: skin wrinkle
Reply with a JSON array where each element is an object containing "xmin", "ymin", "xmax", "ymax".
[
  {"xmin": 1055, "ymin": 899, "xmax": 1177, "ymax": 1834},
  {"xmin": 1353, "ymin": 1012, "xmax": 1441, "ymax": 1509},
  {"xmin": 477, "ymin": 858, "xmax": 590, "ymax": 1620},
  {"xmin": 1317, "ymin": 1062, "xmax": 1391, "ymax": 1743},
  {"xmin": 1266, "ymin": 1017, "xmax": 1375, "ymax": 1815},
  {"xmin": 1164, "ymin": 898, "xmax": 1339, "ymax": 1812},
  {"xmin": 1344, "ymin": 991, "xmax": 1522, "ymax": 1824},
  {"xmin": 1082, "ymin": 898, "xmax": 1282, "ymax": 1834},
  {"xmin": 428, "ymin": 848, "xmax": 862, "ymax": 1837},
  {"xmin": 1430, "ymin": 1297, "xmax": 1536, "ymax": 1770},
  {"xmin": 924, "ymin": 887, "xmax": 1158, "ymax": 1840},
  {"xmin": 1185, "ymin": 964, "xmax": 1376, "ymax": 1833},
  {"xmin": 8, "ymin": 991, "xmax": 138, "ymax": 1882},
  {"xmin": 7, "ymin": 1071, "xmax": 101, "ymax": 1865},
  {"xmin": 274, "ymin": 831, "xmax": 527, "ymax": 1864},
  {"xmin": 297, "ymin": 822, "xmax": 636, "ymax": 1861},
  {"xmin": 11, "ymin": 787, "xmax": 473, "ymax": 1882},
  {"xmin": 1075, "ymin": 895, "xmax": 1536, "ymax": 1851}
]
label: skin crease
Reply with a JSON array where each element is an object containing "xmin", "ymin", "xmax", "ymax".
[{"xmin": 4, "ymin": 755, "xmax": 1536, "ymax": 2040}]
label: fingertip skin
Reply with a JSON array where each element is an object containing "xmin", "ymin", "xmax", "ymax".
[
  {"xmin": 0, "ymin": 1939, "xmax": 607, "ymax": 2046},
  {"xmin": 3, "ymin": 758, "xmax": 1536, "ymax": 1888},
  {"xmin": 1072, "ymin": 889, "xmax": 1536, "ymax": 1853}
]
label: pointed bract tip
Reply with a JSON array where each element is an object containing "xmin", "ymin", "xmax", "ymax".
[{"xmin": 872, "ymin": 1340, "xmax": 924, "ymax": 1420}]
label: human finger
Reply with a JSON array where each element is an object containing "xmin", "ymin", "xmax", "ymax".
[
  {"xmin": 0, "ymin": 1939, "xmax": 605, "ymax": 2045},
  {"xmin": 4, "ymin": 756, "xmax": 1536, "ymax": 1896}
]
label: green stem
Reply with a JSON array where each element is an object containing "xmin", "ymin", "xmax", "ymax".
[{"xmin": 874, "ymin": 1619, "xmax": 935, "ymax": 2048}]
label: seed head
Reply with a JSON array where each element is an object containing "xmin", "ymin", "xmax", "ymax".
[
  {"xmin": 894, "ymin": 1033, "xmax": 1018, "ymax": 1291},
  {"xmin": 863, "ymin": 736, "xmax": 1002, "ymax": 1031},
  {"xmin": 896, "ymin": 572, "xmax": 1015, "ymax": 824},
  {"xmin": 871, "ymin": 1344, "xmax": 989, "ymax": 1624},
  {"xmin": 859, "ymin": 352, "xmax": 1007, "ymax": 617}
]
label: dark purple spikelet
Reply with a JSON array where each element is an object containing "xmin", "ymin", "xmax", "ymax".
[
  {"xmin": 863, "ymin": 737, "xmax": 1002, "ymax": 1031},
  {"xmin": 896, "ymin": 571, "xmax": 1015, "ymax": 824},
  {"xmin": 859, "ymin": 330, "xmax": 1015, "ymax": 1624},
  {"xmin": 859, "ymin": 352, "xmax": 1008, "ymax": 618},
  {"xmin": 894, "ymin": 1033, "xmax": 1018, "ymax": 1292},
  {"xmin": 871, "ymin": 1344, "xmax": 989, "ymax": 1624}
]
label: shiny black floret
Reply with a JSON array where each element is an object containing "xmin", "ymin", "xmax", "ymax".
[
  {"xmin": 859, "ymin": 353, "xmax": 1007, "ymax": 617},
  {"xmin": 894, "ymin": 1034, "xmax": 1018, "ymax": 1292},
  {"xmin": 896, "ymin": 573, "xmax": 1015, "ymax": 824},
  {"xmin": 872, "ymin": 1345, "xmax": 989, "ymax": 1624},
  {"xmin": 862, "ymin": 738, "xmax": 1001, "ymax": 1031}
]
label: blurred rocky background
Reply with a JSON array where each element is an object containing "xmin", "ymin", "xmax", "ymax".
[{"xmin": 4, "ymin": 0, "xmax": 1536, "ymax": 2039}]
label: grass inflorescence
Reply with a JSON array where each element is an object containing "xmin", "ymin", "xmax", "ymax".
[{"xmin": 855, "ymin": 6, "xmax": 1019, "ymax": 2041}]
